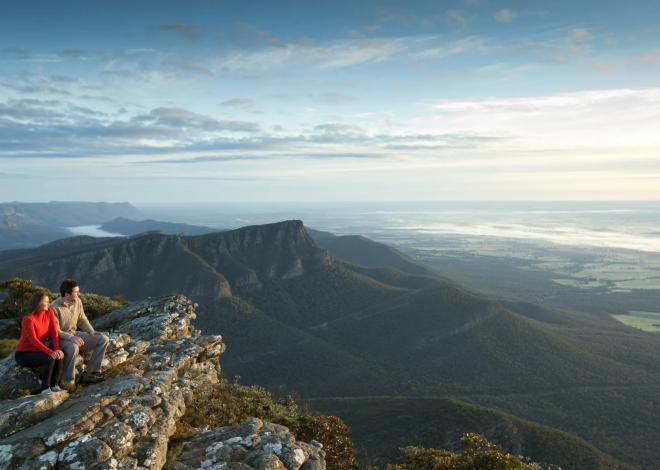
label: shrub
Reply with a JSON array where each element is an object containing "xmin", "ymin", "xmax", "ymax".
[
  {"xmin": 386, "ymin": 433, "xmax": 542, "ymax": 470},
  {"xmin": 294, "ymin": 414, "xmax": 358, "ymax": 470},
  {"xmin": 0, "ymin": 278, "xmax": 53, "ymax": 320},
  {"xmin": 79, "ymin": 293, "xmax": 130, "ymax": 320}
]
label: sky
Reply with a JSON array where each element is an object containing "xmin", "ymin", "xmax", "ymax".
[{"xmin": 1, "ymin": 0, "xmax": 659, "ymax": 203}]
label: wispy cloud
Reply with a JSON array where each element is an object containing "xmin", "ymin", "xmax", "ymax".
[
  {"xmin": 324, "ymin": 92, "xmax": 357, "ymax": 104},
  {"xmin": 151, "ymin": 23, "xmax": 208, "ymax": 38},
  {"xmin": 567, "ymin": 28, "xmax": 591, "ymax": 40},
  {"xmin": 494, "ymin": 9, "xmax": 518, "ymax": 23},
  {"xmin": 631, "ymin": 48, "xmax": 660, "ymax": 65},
  {"xmin": 219, "ymin": 98, "xmax": 255, "ymax": 107}
]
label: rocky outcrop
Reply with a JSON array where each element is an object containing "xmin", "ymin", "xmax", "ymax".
[
  {"xmin": 170, "ymin": 418, "xmax": 325, "ymax": 470},
  {"xmin": 0, "ymin": 295, "xmax": 326, "ymax": 470}
]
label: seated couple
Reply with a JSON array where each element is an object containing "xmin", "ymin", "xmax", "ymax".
[{"xmin": 14, "ymin": 279, "xmax": 109, "ymax": 394}]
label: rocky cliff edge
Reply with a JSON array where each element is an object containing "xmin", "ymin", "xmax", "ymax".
[{"xmin": 0, "ymin": 295, "xmax": 326, "ymax": 470}]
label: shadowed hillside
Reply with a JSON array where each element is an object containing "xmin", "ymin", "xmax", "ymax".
[
  {"xmin": 304, "ymin": 396, "xmax": 635, "ymax": 470},
  {"xmin": 1, "ymin": 221, "xmax": 660, "ymax": 468},
  {"xmin": 307, "ymin": 227, "xmax": 438, "ymax": 277}
]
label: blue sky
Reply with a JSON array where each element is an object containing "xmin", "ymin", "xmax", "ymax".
[{"xmin": 1, "ymin": 0, "xmax": 659, "ymax": 202}]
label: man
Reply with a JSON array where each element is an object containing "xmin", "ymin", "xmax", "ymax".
[{"xmin": 50, "ymin": 279, "xmax": 108, "ymax": 385}]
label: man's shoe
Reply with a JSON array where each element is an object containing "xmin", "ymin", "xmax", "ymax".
[
  {"xmin": 50, "ymin": 385, "xmax": 66, "ymax": 392},
  {"xmin": 40, "ymin": 388, "xmax": 52, "ymax": 394},
  {"xmin": 80, "ymin": 373, "xmax": 105, "ymax": 384}
]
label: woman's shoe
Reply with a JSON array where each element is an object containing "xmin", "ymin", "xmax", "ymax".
[
  {"xmin": 40, "ymin": 388, "xmax": 52, "ymax": 394},
  {"xmin": 50, "ymin": 385, "xmax": 66, "ymax": 392}
]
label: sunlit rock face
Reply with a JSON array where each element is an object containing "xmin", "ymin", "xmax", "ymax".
[{"xmin": 0, "ymin": 295, "xmax": 326, "ymax": 470}]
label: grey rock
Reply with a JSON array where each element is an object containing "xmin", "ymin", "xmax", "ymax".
[
  {"xmin": 58, "ymin": 435, "xmax": 113, "ymax": 470},
  {"xmin": 95, "ymin": 420, "xmax": 135, "ymax": 458},
  {"xmin": 0, "ymin": 353, "xmax": 41, "ymax": 399},
  {"xmin": 0, "ymin": 391, "xmax": 69, "ymax": 439}
]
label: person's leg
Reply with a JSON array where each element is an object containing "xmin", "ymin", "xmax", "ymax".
[
  {"xmin": 51, "ymin": 358, "xmax": 63, "ymax": 388},
  {"xmin": 15, "ymin": 351, "xmax": 55, "ymax": 391},
  {"xmin": 76, "ymin": 332, "xmax": 109, "ymax": 374},
  {"xmin": 59, "ymin": 339, "xmax": 79, "ymax": 383}
]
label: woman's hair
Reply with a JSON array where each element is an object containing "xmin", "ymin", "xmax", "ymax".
[{"xmin": 24, "ymin": 291, "xmax": 49, "ymax": 317}]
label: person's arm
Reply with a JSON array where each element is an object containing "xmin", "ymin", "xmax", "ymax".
[
  {"xmin": 23, "ymin": 316, "xmax": 55, "ymax": 356},
  {"xmin": 76, "ymin": 303, "xmax": 95, "ymax": 334},
  {"xmin": 48, "ymin": 309, "xmax": 60, "ymax": 352},
  {"xmin": 51, "ymin": 306, "xmax": 73, "ymax": 341}
]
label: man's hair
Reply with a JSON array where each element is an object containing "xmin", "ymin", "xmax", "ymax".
[{"xmin": 60, "ymin": 279, "xmax": 79, "ymax": 298}]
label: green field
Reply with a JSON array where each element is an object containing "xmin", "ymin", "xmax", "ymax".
[{"xmin": 612, "ymin": 310, "xmax": 660, "ymax": 332}]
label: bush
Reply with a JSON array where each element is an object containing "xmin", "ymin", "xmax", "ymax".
[
  {"xmin": 294, "ymin": 414, "xmax": 358, "ymax": 470},
  {"xmin": 386, "ymin": 434, "xmax": 542, "ymax": 470},
  {"xmin": 79, "ymin": 293, "xmax": 130, "ymax": 320},
  {"xmin": 0, "ymin": 278, "xmax": 53, "ymax": 320},
  {"xmin": 0, "ymin": 278, "xmax": 129, "ymax": 323}
]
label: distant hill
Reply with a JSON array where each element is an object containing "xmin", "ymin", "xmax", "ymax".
[
  {"xmin": 0, "ymin": 201, "xmax": 142, "ymax": 228},
  {"xmin": 307, "ymin": 228, "xmax": 438, "ymax": 277},
  {"xmin": 0, "ymin": 201, "xmax": 143, "ymax": 251},
  {"xmin": 0, "ymin": 235, "xmax": 127, "ymax": 264},
  {"xmin": 0, "ymin": 226, "xmax": 67, "ymax": 252},
  {"xmin": 1, "ymin": 220, "xmax": 660, "ymax": 468},
  {"xmin": 100, "ymin": 217, "xmax": 222, "ymax": 236},
  {"xmin": 305, "ymin": 397, "xmax": 635, "ymax": 470}
]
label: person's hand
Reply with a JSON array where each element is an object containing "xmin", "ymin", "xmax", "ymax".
[
  {"xmin": 70, "ymin": 336, "xmax": 84, "ymax": 346},
  {"xmin": 51, "ymin": 350, "xmax": 64, "ymax": 359},
  {"xmin": 91, "ymin": 331, "xmax": 106, "ymax": 336}
]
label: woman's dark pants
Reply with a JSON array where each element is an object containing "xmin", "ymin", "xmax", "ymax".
[{"xmin": 14, "ymin": 351, "xmax": 63, "ymax": 390}]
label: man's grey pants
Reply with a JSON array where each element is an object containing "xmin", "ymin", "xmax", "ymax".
[{"xmin": 60, "ymin": 332, "xmax": 109, "ymax": 382}]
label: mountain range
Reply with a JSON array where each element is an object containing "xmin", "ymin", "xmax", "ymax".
[
  {"xmin": 0, "ymin": 201, "xmax": 143, "ymax": 250},
  {"xmin": 0, "ymin": 220, "xmax": 658, "ymax": 469}
]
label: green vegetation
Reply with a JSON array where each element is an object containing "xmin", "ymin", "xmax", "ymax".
[
  {"xmin": 0, "ymin": 338, "xmax": 17, "ymax": 359},
  {"xmin": 386, "ymin": 434, "xmax": 541, "ymax": 470},
  {"xmin": 0, "ymin": 278, "xmax": 53, "ymax": 319},
  {"xmin": 304, "ymin": 397, "xmax": 634, "ymax": 470},
  {"xmin": 0, "ymin": 278, "xmax": 128, "ymax": 329},
  {"xmin": 180, "ymin": 376, "xmax": 357, "ymax": 470},
  {"xmin": 612, "ymin": 310, "xmax": 660, "ymax": 332},
  {"xmin": 78, "ymin": 293, "xmax": 130, "ymax": 321}
]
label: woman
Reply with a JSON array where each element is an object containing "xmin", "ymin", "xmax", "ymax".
[{"xmin": 14, "ymin": 291, "xmax": 65, "ymax": 393}]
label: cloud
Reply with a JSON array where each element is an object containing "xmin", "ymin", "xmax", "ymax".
[
  {"xmin": 568, "ymin": 28, "xmax": 591, "ymax": 40},
  {"xmin": 421, "ymin": 87, "xmax": 660, "ymax": 147},
  {"xmin": 161, "ymin": 56, "xmax": 213, "ymax": 76},
  {"xmin": 494, "ymin": 9, "xmax": 518, "ymax": 22},
  {"xmin": 147, "ymin": 155, "xmax": 267, "ymax": 164},
  {"xmin": 324, "ymin": 92, "xmax": 357, "ymax": 104},
  {"xmin": 631, "ymin": 48, "xmax": 660, "ymax": 65},
  {"xmin": 219, "ymin": 98, "xmax": 255, "ymax": 107},
  {"xmin": 314, "ymin": 123, "xmax": 363, "ymax": 133},
  {"xmin": 581, "ymin": 61, "xmax": 624, "ymax": 72},
  {"xmin": 411, "ymin": 47, "xmax": 445, "ymax": 60},
  {"xmin": 152, "ymin": 24, "xmax": 208, "ymax": 38},
  {"xmin": 225, "ymin": 36, "xmax": 412, "ymax": 71},
  {"xmin": 146, "ymin": 107, "xmax": 260, "ymax": 132}
]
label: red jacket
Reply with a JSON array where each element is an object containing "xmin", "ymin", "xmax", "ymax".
[{"xmin": 15, "ymin": 308, "xmax": 60, "ymax": 356}]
